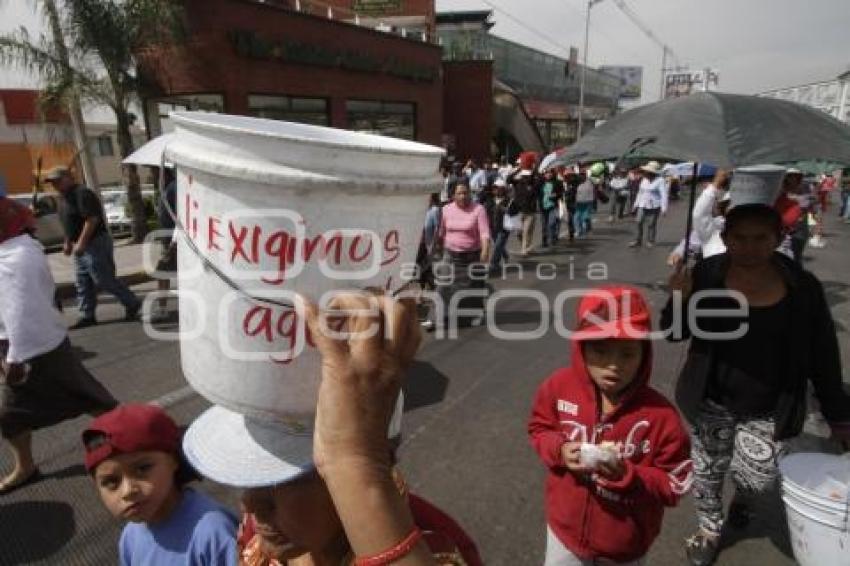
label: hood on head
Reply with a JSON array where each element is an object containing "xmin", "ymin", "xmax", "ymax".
[{"xmin": 570, "ymin": 285, "xmax": 654, "ymax": 398}]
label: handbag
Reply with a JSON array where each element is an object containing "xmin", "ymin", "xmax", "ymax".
[
  {"xmin": 503, "ymin": 213, "xmax": 522, "ymax": 232},
  {"xmin": 595, "ymin": 186, "xmax": 610, "ymax": 204},
  {"xmin": 557, "ymin": 199, "xmax": 569, "ymax": 220}
]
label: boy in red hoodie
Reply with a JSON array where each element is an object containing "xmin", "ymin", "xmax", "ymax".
[{"xmin": 529, "ymin": 286, "xmax": 693, "ymax": 565}]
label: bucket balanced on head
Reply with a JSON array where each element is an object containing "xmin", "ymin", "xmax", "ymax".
[{"xmin": 164, "ymin": 112, "xmax": 444, "ymax": 486}]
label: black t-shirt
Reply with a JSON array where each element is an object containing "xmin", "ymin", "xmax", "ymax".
[
  {"xmin": 707, "ymin": 294, "xmax": 792, "ymax": 417},
  {"xmin": 60, "ymin": 184, "xmax": 107, "ymax": 241}
]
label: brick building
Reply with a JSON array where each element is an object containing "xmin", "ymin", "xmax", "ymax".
[{"xmin": 139, "ymin": 0, "xmax": 444, "ymax": 146}]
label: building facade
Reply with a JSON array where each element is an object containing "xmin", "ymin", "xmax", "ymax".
[
  {"xmin": 0, "ymin": 90, "xmax": 140, "ymax": 193},
  {"xmin": 757, "ymin": 71, "xmax": 850, "ymax": 125},
  {"xmin": 138, "ymin": 0, "xmax": 443, "ymax": 146},
  {"xmin": 437, "ymin": 10, "xmax": 621, "ymax": 150}
]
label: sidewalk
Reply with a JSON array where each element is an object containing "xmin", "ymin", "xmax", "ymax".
[{"xmin": 48, "ymin": 238, "xmax": 153, "ymax": 300}]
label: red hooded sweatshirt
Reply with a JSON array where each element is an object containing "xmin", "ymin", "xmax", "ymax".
[{"xmin": 528, "ymin": 286, "xmax": 693, "ymax": 562}]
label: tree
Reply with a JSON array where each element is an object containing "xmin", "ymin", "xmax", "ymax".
[{"xmin": 0, "ymin": 0, "xmax": 184, "ymax": 242}]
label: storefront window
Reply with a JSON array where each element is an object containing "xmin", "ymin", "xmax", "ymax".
[
  {"xmin": 149, "ymin": 94, "xmax": 225, "ymax": 135},
  {"xmin": 346, "ymin": 100, "xmax": 415, "ymax": 140},
  {"xmin": 248, "ymin": 95, "xmax": 329, "ymax": 126}
]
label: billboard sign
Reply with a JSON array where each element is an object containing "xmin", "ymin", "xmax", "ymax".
[
  {"xmin": 354, "ymin": 0, "xmax": 402, "ymax": 12},
  {"xmin": 665, "ymin": 72, "xmax": 693, "ymax": 98},
  {"xmin": 599, "ymin": 66, "xmax": 643, "ymax": 99}
]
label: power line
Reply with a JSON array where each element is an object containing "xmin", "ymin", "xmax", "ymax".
[
  {"xmin": 610, "ymin": 0, "xmax": 682, "ymax": 66},
  {"xmin": 480, "ymin": 0, "xmax": 573, "ymax": 57}
]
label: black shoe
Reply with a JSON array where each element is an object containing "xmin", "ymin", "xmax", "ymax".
[
  {"xmin": 685, "ymin": 531, "xmax": 720, "ymax": 566},
  {"xmin": 69, "ymin": 317, "xmax": 97, "ymax": 330},
  {"xmin": 727, "ymin": 501, "xmax": 752, "ymax": 529},
  {"xmin": 125, "ymin": 303, "xmax": 142, "ymax": 321}
]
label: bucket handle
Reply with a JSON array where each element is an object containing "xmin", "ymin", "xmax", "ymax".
[{"xmin": 157, "ymin": 152, "xmax": 415, "ymax": 310}]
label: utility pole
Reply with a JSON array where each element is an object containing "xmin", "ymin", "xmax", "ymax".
[
  {"xmin": 577, "ymin": 0, "xmax": 603, "ymax": 139},
  {"xmin": 659, "ymin": 46, "xmax": 668, "ymax": 100},
  {"xmin": 43, "ymin": 0, "xmax": 99, "ymax": 193}
]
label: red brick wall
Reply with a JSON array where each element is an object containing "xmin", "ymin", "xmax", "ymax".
[
  {"xmin": 442, "ymin": 61, "xmax": 493, "ymax": 162},
  {"xmin": 138, "ymin": 0, "xmax": 443, "ymax": 145}
]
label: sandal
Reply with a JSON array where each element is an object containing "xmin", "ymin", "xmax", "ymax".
[
  {"xmin": 0, "ymin": 468, "xmax": 42, "ymax": 496},
  {"xmin": 685, "ymin": 530, "xmax": 720, "ymax": 566}
]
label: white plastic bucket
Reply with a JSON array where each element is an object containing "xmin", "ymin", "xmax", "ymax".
[
  {"xmin": 729, "ymin": 164, "xmax": 787, "ymax": 208},
  {"xmin": 779, "ymin": 453, "xmax": 850, "ymax": 566},
  {"xmin": 164, "ymin": 112, "xmax": 444, "ymax": 425}
]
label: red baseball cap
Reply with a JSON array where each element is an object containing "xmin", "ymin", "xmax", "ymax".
[
  {"xmin": 83, "ymin": 404, "xmax": 181, "ymax": 473},
  {"xmin": 574, "ymin": 285, "xmax": 652, "ymax": 341}
]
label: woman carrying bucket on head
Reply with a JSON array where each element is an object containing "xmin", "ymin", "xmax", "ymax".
[
  {"xmin": 183, "ymin": 293, "xmax": 481, "ymax": 566},
  {"xmin": 661, "ymin": 165, "xmax": 850, "ymax": 566}
]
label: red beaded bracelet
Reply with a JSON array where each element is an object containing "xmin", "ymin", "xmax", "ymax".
[{"xmin": 353, "ymin": 527, "xmax": 424, "ymax": 566}]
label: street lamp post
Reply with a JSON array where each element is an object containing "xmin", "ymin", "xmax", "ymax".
[{"xmin": 577, "ymin": 0, "xmax": 603, "ymax": 139}]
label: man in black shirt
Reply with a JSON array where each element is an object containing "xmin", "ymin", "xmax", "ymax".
[{"xmin": 46, "ymin": 167, "xmax": 141, "ymax": 329}]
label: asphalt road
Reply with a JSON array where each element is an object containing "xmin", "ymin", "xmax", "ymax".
[{"xmin": 2, "ymin": 195, "xmax": 849, "ymax": 566}]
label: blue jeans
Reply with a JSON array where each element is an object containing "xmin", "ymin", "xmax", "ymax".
[
  {"xmin": 490, "ymin": 230, "xmax": 510, "ymax": 270},
  {"xmin": 541, "ymin": 207, "xmax": 560, "ymax": 246},
  {"xmin": 842, "ymin": 193, "xmax": 850, "ymax": 219},
  {"xmin": 573, "ymin": 202, "xmax": 593, "ymax": 236},
  {"xmin": 74, "ymin": 233, "xmax": 141, "ymax": 319},
  {"xmin": 635, "ymin": 207, "xmax": 660, "ymax": 244}
]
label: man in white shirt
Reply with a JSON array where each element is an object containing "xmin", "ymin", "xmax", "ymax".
[
  {"xmin": 691, "ymin": 170, "xmax": 731, "ymax": 258},
  {"xmin": 629, "ymin": 161, "xmax": 668, "ymax": 248}
]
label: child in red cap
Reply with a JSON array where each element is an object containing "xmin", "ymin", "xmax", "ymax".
[
  {"xmin": 82, "ymin": 404, "xmax": 238, "ymax": 566},
  {"xmin": 528, "ymin": 286, "xmax": 693, "ymax": 565}
]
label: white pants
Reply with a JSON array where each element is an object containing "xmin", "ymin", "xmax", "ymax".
[{"xmin": 544, "ymin": 527, "xmax": 645, "ymax": 566}]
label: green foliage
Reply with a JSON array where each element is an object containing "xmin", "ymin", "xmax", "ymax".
[{"xmin": 0, "ymin": 0, "xmax": 184, "ymax": 131}]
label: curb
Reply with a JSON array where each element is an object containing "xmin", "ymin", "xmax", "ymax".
[{"xmin": 55, "ymin": 271, "xmax": 153, "ymax": 301}]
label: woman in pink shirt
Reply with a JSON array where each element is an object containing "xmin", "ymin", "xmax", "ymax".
[
  {"xmin": 438, "ymin": 183, "xmax": 491, "ymax": 260},
  {"xmin": 430, "ymin": 183, "xmax": 491, "ymax": 330}
]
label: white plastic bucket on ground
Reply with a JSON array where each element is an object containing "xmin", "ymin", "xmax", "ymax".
[
  {"xmin": 778, "ymin": 453, "xmax": 850, "ymax": 566},
  {"xmin": 164, "ymin": 112, "xmax": 444, "ymax": 426}
]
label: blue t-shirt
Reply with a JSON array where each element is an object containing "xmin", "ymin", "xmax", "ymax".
[{"xmin": 119, "ymin": 488, "xmax": 238, "ymax": 566}]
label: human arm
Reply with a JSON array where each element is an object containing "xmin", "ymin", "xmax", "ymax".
[
  {"xmin": 660, "ymin": 179, "xmax": 670, "ymax": 215},
  {"xmin": 476, "ymin": 206, "xmax": 491, "ymax": 262},
  {"xmin": 302, "ymin": 293, "xmax": 434, "ymax": 565},
  {"xmin": 72, "ymin": 189, "xmax": 103, "ymax": 255},
  {"xmin": 528, "ymin": 376, "xmax": 569, "ymax": 470},
  {"xmin": 660, "ymin": 262, "xmax": 696, "ymax": 341},
  {"xmin": 73, "ymin": 218, "xmax": 99, "ymax": 256},
  {"xmin": 595, "ymin": 414, "xmax": 694, "ymax": 506}
]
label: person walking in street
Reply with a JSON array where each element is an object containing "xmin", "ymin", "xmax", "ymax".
[
  {"xmin": 662, "ymin": 203, "xmax": 850, "ymax": 566},
  {"xmin": 774, "ymin": 168, "xmax": 811, "ymax": 264},
  {"xmin": 151, "ymin": 167, "xmax": 178, "ymax": 324},
  {"xmin": 607, "ymin": 168, "xmax": 630, "ymax": 222},
  {"xmin": 573, "ymin": 173, "xmax": 595, "ymax": 238},
  {"xmin": 629, "ymin": 161, "xmax": 668, "ymax": 248},
  {"xmin": 529, "ymin": 285, "xmax": 693, "ymax": 566},
  {"xmin": 539, "ymin": 169, "xmax": 564, "ymax": 249},
  {"xmin": 488, "ymin": 180, "xmax": 511, "ymax": 273},
  {"xmin": 510, "ymin": 156, "xmax": 539, "ymax": 256},
  {"xmin": 46, "ymin": 167, "xmax": 141, "ymax": 329},
  {"xmin": 432, "ymin": 182, "xmax": 491, "ymax": 329},
  {"xmin": 0, "ymin": 195, "xmax": 117, "ymax": 494},
  {"xmin": 691, "ymin": 169, "xmax": 731, "ymax": 259},
  {"xmin": 561, "ymin": 169, "xmax": 579, "ymax": 241}
]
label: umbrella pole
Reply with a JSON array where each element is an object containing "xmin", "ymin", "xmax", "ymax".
[{"xmin": 683, "ymin": 162, "xmax": 699, "ymax": 264}]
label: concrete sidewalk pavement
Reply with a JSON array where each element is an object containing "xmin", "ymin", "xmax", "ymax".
[{"xmin": 48, "ymin": 237, "xmax": 154, "ymax": 301}]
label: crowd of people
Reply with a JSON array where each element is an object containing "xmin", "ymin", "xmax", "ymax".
[{"xmin": 0, "ymin": 152, "xmax": 849, "ymax": 566}]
